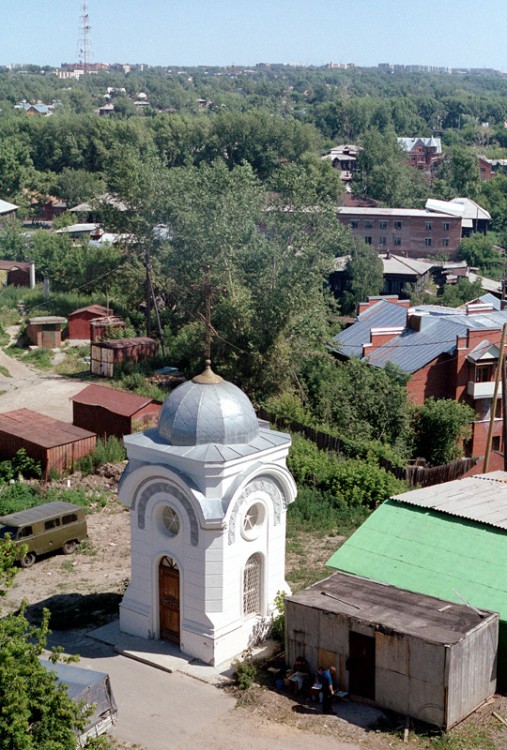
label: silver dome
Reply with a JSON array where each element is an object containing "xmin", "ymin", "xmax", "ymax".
[{"xmin": 158, "ymin": 365, "xmax": 259, "ymax": 446}]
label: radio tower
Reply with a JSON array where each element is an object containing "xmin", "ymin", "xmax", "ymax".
[{"xmin": 77, "ymin": 0, "xmax": 93, "ymax": 72}]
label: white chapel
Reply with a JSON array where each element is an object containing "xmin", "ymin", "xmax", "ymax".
[{"xmin": 118, "ymin": 360, "xmax": 297, "ymax": 666}]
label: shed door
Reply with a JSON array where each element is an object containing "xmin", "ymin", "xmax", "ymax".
[
  {"xmin": 159, "ymin": 557, "xmax": 180, "ymax": 643},
  {"xmin": 348, "ymin": 632, "xmax": 375, "ymax": 700}
]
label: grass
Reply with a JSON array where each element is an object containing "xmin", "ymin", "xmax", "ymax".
[
  {"xmin": 8, "ymin": 345, "xmax": 53, "ymax": 370},
  {"xmin": 54, "ymin": 345, "xmax": 90, "ymax": 376},
  {"xmin": 0, "ymin": 364, "xmax": 11, "ymax": 377}
]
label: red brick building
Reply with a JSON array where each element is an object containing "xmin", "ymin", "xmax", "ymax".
[
  {"xmin": 397, "ymin": 137, "xmax": 443, "ymax": 172},
  {"xmin": 71, "ymin": 384, "xmax": 161, "ymax": 439},
  {"xmin": 337, "ymin": 207, "xmax": 462, "ymax": 259},
  {"xmin": 332, "ymin": 295, "xmax": 507, "ymax": 467}
]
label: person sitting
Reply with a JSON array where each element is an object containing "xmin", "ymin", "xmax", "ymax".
[{"xmin": 286, "ymin": 656, "xmax": 310, "ymax": 695}]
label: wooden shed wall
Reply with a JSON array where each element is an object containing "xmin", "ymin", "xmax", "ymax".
[
  {"xmin": 285, "ymin": 601, "xmax": 497, "ymax": 730},
  {"xmin": 447, "ymin": 619, "xmax": 498, "ymax": 728}
]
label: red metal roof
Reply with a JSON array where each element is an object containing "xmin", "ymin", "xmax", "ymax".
[
  {"xmin": 0, "ymin": 409, "xmax": 96, "ymax": 448},
  {"xmin": 68, "ymin": 304, "xmax": 112, "ymax": 318},
  {"xmin": 0, "ymin": 260, "xmax": 32, "ymax": 271},
  {"xmin": 71, "ymin": 384, "xmax": 161, "ymax": 417}
]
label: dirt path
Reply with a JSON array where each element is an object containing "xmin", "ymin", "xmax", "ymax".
[{"xmin": 0, "ymin": 327, "xmax": 87, "ymax": 420}]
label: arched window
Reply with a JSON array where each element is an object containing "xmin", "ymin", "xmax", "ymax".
[{"xmin": 243, "ymin": 553, "xmax": 262, "ymax": 616}]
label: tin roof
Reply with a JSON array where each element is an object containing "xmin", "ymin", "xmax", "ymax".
[
  {"xmin": 71, "ymin": 384, "xmax": 161, "ymax": 417},
  {"xmin": 68, "ymin": 304, "xmax": 111, "ymax": 318},
  {"xmin": 92, "ymin": 337, "xmax": 157, "ymax": 350},
  {"xmin": 398, "ymin": 136, "xmax": 442, "ymax": 154},
  {"xmin": 330, "ymin": 299, "xmax": 408, "ymax": 358},
  {"xmin": 27, "ymin": 316, "xmax": 66, "ymax": 325},
  {"xmin": 0, "ymin": 409, "xmax": 95, "ymax": 448},
  {"xmin": 338, "ymin": 206, "xmax": 453, "ymax": 219},
  {"xmin": 288, "ymin": 571, "xmax": 492, "ymax": 644},
  {"xmin": 391, "ymin": 472, "xmax": 507, "ymax": 530},
  {"xmin": 0, "ymin": 199, "xmax": 19, "ymax": 214},
  {"xmin": 332, "ymin": 297, "xmax": 507, "ymax": 374}
]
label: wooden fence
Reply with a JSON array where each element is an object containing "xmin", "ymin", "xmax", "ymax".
[{"xmin": 258, "ymin": 408, "xmax": 478, "ymax": 489}]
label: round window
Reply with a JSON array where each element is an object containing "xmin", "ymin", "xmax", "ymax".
[
  {"xmin": 162, "ymin": 506, "xmax": 180, "ymax": 537},
  {"xmin": 242, "ymin": 502, "xmax": 265, "ymax": 541}
]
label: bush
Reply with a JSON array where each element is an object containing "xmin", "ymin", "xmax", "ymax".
[
  {"xmin": 0, "ymin": 483, "xmax": 42, "ymax": 515},
  {"xmin": 75, "ymin": 437, "xmax": 126, "ymax": 475},
  {"xmin": 413, "ymin": 398, "xmax": 475, "ymax": 466},
  {"xmin": 288, "ymin": 435, "xmax": 407, "ymax": 514},
  {"xmin": 233, "ymin": 651, "xmax": 257, "ymax": 690},
  {"xmin": 269, "ymin": 591, "xmax": 286, "ymax": 644},
  {"xmin": 0, "ymin": 449, "xmax": 41, "ymax": 482}
]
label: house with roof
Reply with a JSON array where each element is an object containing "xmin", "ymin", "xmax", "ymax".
[
  {"xmin": 321, "ymin": 144, "xmax": 362, "ymax": 186},
  {"xmin": 0, "ymin": 199, "xmax": 19, "ymax": 222},
  {"xmin": 478, "ymin": 155, "xmax": 507, "ymax": 181},
  {"xmin": 330, "ymin": 252, "xmax": 435, "ymax": 299},
  {"xmin": 326, "ymin": 471, "xmax": 507, "ymax": 690},
  {"xmin": 397, "ymin": 137, "xmax": 443, "ymax": 172},
  {"xmin": 331, "ymin": 295, "xmax": 507, "ymax": 466},
  {"xmin": 286, "ymin": 570, "xmax": 498, "ymax": 728}
]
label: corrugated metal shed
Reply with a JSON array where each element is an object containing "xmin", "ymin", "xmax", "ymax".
[
  {"xmin": 0, "ymin": 409, "xmax": 94, "ymax": 448},
  {"xmin": 391, "ymin": 473, "xmax": 507, "ymax": 529},
  {"xmin": 0, "ymin": 409, "xmax": 96, "ymax": 476},
  {"xmin": 71, "ymin": 385, "xmax": 161, "ymax": 439}
]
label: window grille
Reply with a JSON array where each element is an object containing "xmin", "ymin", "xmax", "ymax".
[{"xmin": 243, "ymin": 553, "xmax": 262, "ymax": 616}]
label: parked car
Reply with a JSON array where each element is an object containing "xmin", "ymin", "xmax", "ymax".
[
  {"xmin": 40, "ymin": 658, "xmax": 117, "ymax": 744},
  {"xmin": 0, "ymin": 501, "xmax": 88, "ymax": 567}
]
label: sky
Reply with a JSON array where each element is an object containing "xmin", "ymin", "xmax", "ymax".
[{"xmin": 2, "ymin": 0, "xmax": 507, "ymax": 71}]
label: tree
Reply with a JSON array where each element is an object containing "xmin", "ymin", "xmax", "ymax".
[
  {"xmin": 434, "ymin": 145, "xmax": 481, "ymax": 199},
  {"xmin": 351, "ymin": 129, "xmax": 426, "ymax": 207},
  {"xmin": 458, "ymin": 234, "xmax": 503, "ymax": 279},
  {"xmin": 0, "ymin": 537, "xmax": 92, "ymax": 750},
  {"xmin": 341, "ymin": 242, "xmax": 384, "ymax": 314},
  {"xmin": 299, "ymin": 355, "xmax": 411, "ymax": 450},
  {"xmin": 412, "ymin": 397, "xmax": 474, "ymax": 466},
  {"xmin": 54, "ymin": 168, "xmax": 105, "ymax": 208}
]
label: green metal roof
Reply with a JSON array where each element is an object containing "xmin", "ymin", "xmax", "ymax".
[{"xmin": 327, "ymin": 500, "xmax": 507, "ymax": 620}]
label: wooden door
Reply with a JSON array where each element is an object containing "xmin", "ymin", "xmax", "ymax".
[
  {"xmin": 348, "ymin": 632, "xmax": 375, "ymax": 700},
  {"xmin": 159, "ymin": 557, "xmax": 180, "ymax": 643}
]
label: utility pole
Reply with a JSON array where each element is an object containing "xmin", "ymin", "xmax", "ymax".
[
  {"xmin": 484, "ymin": 322, "xmax": 507, "ymax": 472},
  {"xmin": 144, "ymin": 243, "xmax": 166, "ymax": 359}
]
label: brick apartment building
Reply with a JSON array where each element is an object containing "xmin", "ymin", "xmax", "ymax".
[
  {"xmin": 337, "ymin": 207, "xmax": 463, "ymax": 259},
  {"xmin": 397, "ymin": 137, "xmax": 444, "ymax": 172},
  {"xmin": 331, "ymin": 294, "xmax": 507, "ymax": 469}
]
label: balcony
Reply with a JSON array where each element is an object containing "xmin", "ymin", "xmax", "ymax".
[{"xmin": 467, "ymin": 381, "xmax": 502, "ymax": 399}]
